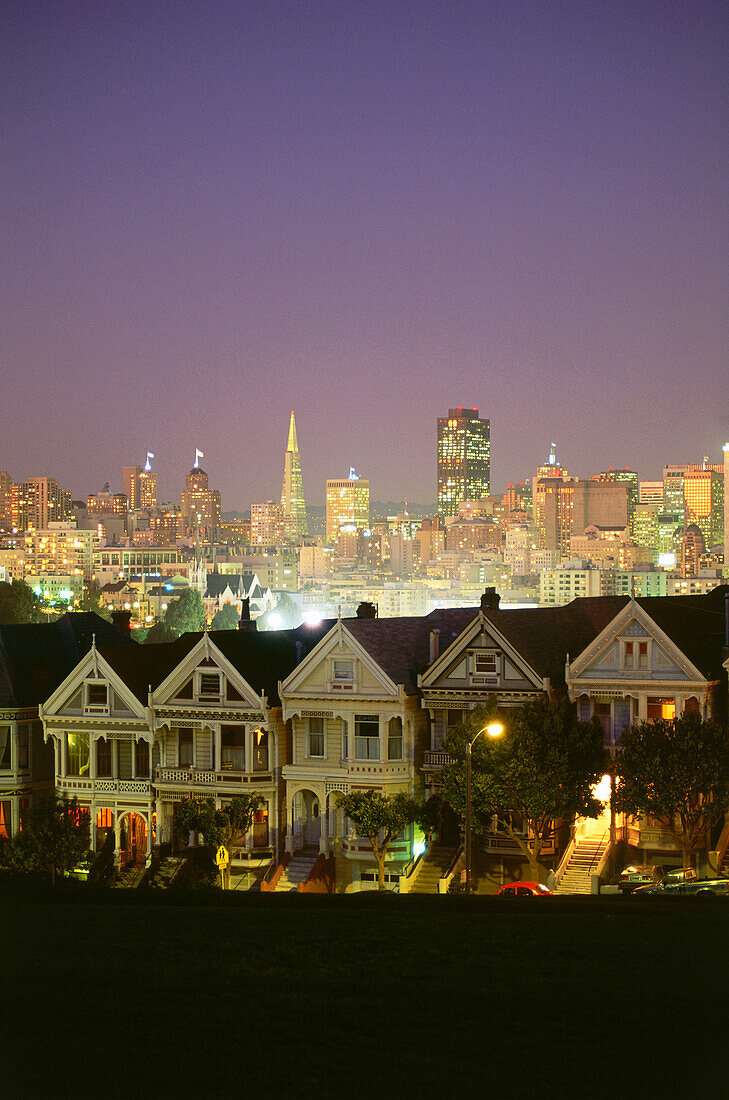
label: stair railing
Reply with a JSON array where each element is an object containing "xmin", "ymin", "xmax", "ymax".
[
  {"xmin": 709, "ymin": 818, "xmax": 729, "ymax": 876},
  {"xmin": 586, "ymin": 828, "xmax": 610, "ymax": 877},
  {"xmin": 554, "ymin": 835, "xmax": 576, "ymax": 888}
]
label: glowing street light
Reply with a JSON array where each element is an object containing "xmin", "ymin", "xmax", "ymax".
[{"xmin": 465, "ymin": 720, "xmax": 504, "ymax": 896}]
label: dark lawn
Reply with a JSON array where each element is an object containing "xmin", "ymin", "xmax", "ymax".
[{"xmin": 3, "ymin": 887, "xmax": 727, "ymax": 1099}]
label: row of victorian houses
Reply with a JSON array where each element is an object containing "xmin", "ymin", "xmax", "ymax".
[{"xmin": 2, "ymin": 585, "xmax": 729, "ymax": 891}]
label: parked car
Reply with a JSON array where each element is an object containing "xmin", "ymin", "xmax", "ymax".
[
  {"xmin": 497, "ymin": 881, "xmax": 553, "ymax": 897},
  {"xmin": 617, "ymin": 865, "xmax": 666, "ymax": 894},
  {"xmin": 634, "ymin": 867, "xmax": 729, "ymax": 897}
]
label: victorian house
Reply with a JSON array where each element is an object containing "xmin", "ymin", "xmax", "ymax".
[
  {"xmin": 566, "ymin": 585, "xmax": 729, "ymax": 873},
  {"xmin": 0, "ymin": 613, "xmax": 129, "ymax": 840},
  {"xmin": 279, "ymin": 610, "xmax": 477, "ymax": 891}
]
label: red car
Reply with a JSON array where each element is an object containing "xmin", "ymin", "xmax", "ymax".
[{"xmin": 497, "ymin": 881, "xmax": 553, "ymax": 897}]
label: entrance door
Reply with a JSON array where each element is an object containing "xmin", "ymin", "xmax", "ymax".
[{"xmin": 121, "ymin": 813, "xmax": 147, "ymax": 866}]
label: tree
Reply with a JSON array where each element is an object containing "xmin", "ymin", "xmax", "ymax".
[
  {"xmin": 78, "ymin": 580, "xmax": 112, "ymax": 621},
  {"xmin": 174, "ymin": 794, "xmax": 265, "ymax": 887},
  {"xmin": 615, "ymin": 713, "xmax": 729, "ymax": 869},
  {"xmin": 439, "ymin": 698, "xmax": 607, "ymax": 881},
  {"xmin": 337, "ymin": 789, "xmax": 421, "ymax": 890},
  {"xmin": 0, "ymin": 580, "xmax": 42, "ymax": 624},
  {"xmin": 164, "ymin": 588, "xmax": 205, "ymax": 636},
  {"xmin": 8, "ymin": 795, "xmax": 89, "ymax": 885},
  {"xmin": 211, "ymin": 603, "xmax": 239, "ymax": 630},
  {"xmin": 143, "ymin": 620, "xmax": 177, "ymax": 644}
]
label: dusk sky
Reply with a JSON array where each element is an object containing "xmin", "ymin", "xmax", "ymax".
[{"xmin": 3, "ymin": 1, "xmax": 728, "ymax": 509}]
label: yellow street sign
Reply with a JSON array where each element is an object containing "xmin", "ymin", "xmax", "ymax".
[{"xmin": 216, "ymin": 844, "xmax": 229, "ymax": 869}]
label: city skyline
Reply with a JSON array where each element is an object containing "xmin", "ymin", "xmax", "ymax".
[{"xmin": 3, "ymin": 2, "xmax": 728, "ymax": 507}]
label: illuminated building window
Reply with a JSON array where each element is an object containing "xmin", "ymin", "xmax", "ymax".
[
  {"xmin": 647, "ymin": 698, "xmax": 675, "ymax": 721},
  {"xmin": 252, "ymin": 728, "xmax": 269, "ymax": 772},
  {"xmin": 67, "ymin": 733, "xmax": 90, "ymax": 777},
  {"xmin": 0, "ymin": 801, "xmax": 11, "ymax": 839}
]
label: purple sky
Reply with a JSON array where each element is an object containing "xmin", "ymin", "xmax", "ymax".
[{"xmin": 2, "ymin": 1, "xmax": 728, "ymax": 508}]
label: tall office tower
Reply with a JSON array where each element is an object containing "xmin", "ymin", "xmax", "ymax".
[
  {"xmin": 532, "ymin": 444, "xmax": 569, "ymax": 546},
  {"xmin": 181, "ymin": 462, "xmax": 221, "ymax": 536},
  {"xmin": 724, "ymin": 443, "xmax": 729, "ymax": 574},
  {"xmin": 437, "ymin": 407, "xmax": 490, "ymax": 520},
  {"xmin": 326, "ymin": 470, "xmax": 370, "ymax": 542},
  {"xmin": 0, "ymin": 471, "xmax": 13, "ymax": 530},
  {"xmin": 639, "ymin": 481, "xmax": 664, "ymax": 506},
  {"xmin": 662, "ymin": 466, "xmax": 686, "ymax": 523},
  {"xmin": 280, "ymin": 411, "xmax": 308, "ymax": 538},
  {"xmin": 18, "ymin": 477, "xmax": 70, "ymax": 531},
  {"xmin": 681, "ymin": 524, "xmax": 705, "ymax": 578},
  {"xmin": 123, "ymin": 453, "xmax": 157, "ymax": 510},
  {"xmin": 87, "ymin": 485, "xmax": 128, "ymax": 517},
  {"xmin": 593, "ymin": 469, "xmax": 638, "ymax": 534},
  {"xmin": 251, "ymin": 500, "xmax": 285, "ymax": 548},
  {"xmin": 683, "ymin": 463, "xmax": 724, "ymax": 550},
  {"xmin": 633, "ymin": 503, "xmax": 661, "ymax": 557}
]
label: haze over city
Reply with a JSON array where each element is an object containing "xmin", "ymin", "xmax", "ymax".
[{"xmin": 3, "ymin": 1, "xmax": 728, "ymax": 506}]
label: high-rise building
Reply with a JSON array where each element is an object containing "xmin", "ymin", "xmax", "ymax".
[
  {"xmin": 123, "ymin": 453, "xmax": 157, "ymax": 510},
  {"xmin": 683, "ymin": 464, "xmax": 723, "ymax": 549},
  {"xmin": 280, "ymin": 411, "xmax": 308, "ymax": 538},
  {"xmin": 592, "ymin": 469, "xmax": 638, "ymax": 534},
  {"xmin": 724, "ymin": 443, "xmax": 729, "ymax": 575},
  {"xmin": 18, "ymin": 477, "xmax": 70, "ymax": 531},
  {"xmin": 0, "ymin": 471, "xmax": 13, "ymax": 530},
  {"xmin": 251, "ymin": 500, "xmax": 286, "ymax": 548},
  {"xmin": 326, "ymin": 470, "xmax": 370, "ymax": 541},
  {"xmin": 437, "ymin": 407, "xmax": 490, "ymax": 519},
  {"xmin": 181, "ymin": 461, "xmax": 221, "ymax": 536}
]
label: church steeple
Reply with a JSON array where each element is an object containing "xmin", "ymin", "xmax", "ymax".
[{"xmin": 281, "ymin": 410, "xmax": 308, "ymax": 538}]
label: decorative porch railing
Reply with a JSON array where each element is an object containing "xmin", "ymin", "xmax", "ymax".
[
  {"xmin": 422, "ymin": 751, "xmax": 452, "ymax": 769},
  {"xmin": 59, "ymin": 777, "xmax": 151, "ymax": 796}
]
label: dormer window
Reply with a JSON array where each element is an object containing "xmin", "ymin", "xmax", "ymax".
[
  {"xmin": 622, "ymin": 641, "xmax": 649, "ymax": 670},
  {"xmin": 84, "ymin": 682, "xmax": 109, "ymax": 714},
  {"xmin": 469, "ymin": 651, "xmax": 499, "ymax": 684},
  {"xmin": 332, "ymin": 659, "xmax": 354, "ymax": 691},
  {"xmin": 196, "ymin": 670, "xmax": 222, "ymax": 702}
]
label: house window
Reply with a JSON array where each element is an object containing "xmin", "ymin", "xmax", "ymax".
[
  {"xmin": 388, "ymin": 717, "xmax": 403, "ymax": 761},
  {"xmin": 308, "ymin": 717, "xmax": 325, "ymax": 758},
  {"xmin": 355, "ymin": 715, "xmax": 380, "ymax": 760},
  {"xmin": 0, "ymin": 801, "xmax": 10, "ymax": 839},
  {"xmin": 332, "ymin": 659, "xmax": 354, "ymax": 690},
  {"xmin": 0, "ymin": 726, "xmax": 11, "ymax": 770},
  {"xmin": 85, "ymin": 682, "xmax": 109, "ymax": 712},
  {"xmin": 179, "ymin": 729, "xmax": 193, "ymax": 767},
  {"xmin": 623, "ymin": 641, "xmax": 649, "ymax": 670},
  {"xmin": 67, "ymin": 733, "xmax": 90, "ymax": 777},
  {"xmin": 252, "ymin": 728, "xmax": 269, "ymax": 771},
  {"xmin": 135, "ymin": 740, "xmax": 150, "ymax": 777},
  {"xmin": 647, "ymin": 698, "xmax": 675, "ymax": 721},
  {"xmin": 18, "ymin": 724, "xmax": 29, "ymax": 770},
  {"xmin": 96, "ymin": 738, "xmax": 112, "ymax": 777},
  {"xmin": 470, "ymin": 651, "xmax": 499, "ymax": 683},
  {"xmin": 221, "ymin": 726, "xmax": 245, "ymax": 770},
  {"xmin": 197, "ymin": 671, "xmax": 222, "ymax": 700}
]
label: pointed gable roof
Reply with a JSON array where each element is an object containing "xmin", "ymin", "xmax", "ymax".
[
  {"xmin": 631, "ymin": 586, "xmax": 728, "ymax": 679},
  {"xmin": 0, "ymin": 612, "xmax": 132, "ymax": 709}
]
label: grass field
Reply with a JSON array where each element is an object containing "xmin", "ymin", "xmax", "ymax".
[{"xmin": 3, "ymin": 885, "xmax": 728, "ymax": 1099}]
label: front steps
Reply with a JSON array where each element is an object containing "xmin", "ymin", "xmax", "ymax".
[
  {"xmin": 556, "ymin": 836, "xmax": 607, "ymax": 894},
  {"xmin": 403, "ymin": 846, "xmax": 457, "ymax": 893},
  {"xmin": 275, "ymin": 848, "xmax": 319, "ymax": 891}
]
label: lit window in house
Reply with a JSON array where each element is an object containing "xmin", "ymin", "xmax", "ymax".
[
  {"xmin": 67, "ymin": 733, "xmax": 90, "ymax": 777},
  {"xmin": 308, "ymin": 717, "xmax": 325, "ymax": 758},
  {"xmin": 647, "ymin": 698, "xmax": 675, "ymax": 721},
  {"xmin": 624, "ymin": 641, "xmax": 649, "ymax": 670},
  {"xmin": 355, "ymin": 715, "xmax": 380, "ymax": 760},
  {"xmin": 252, "ymin": 728, "xmax": 269, "ymax": 771}
]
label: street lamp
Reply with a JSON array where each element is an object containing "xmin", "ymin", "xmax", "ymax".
[{"xmin": 465, "ymin": 721, "xmax": 504, "ymax": 895}]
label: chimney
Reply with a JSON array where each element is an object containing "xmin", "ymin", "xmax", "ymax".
[
  {"xmin": 356, "ymin": 601, "xmax": 378, "ymax": 619},
  {"xmin": 429, "ymin": 629, "xmax": 440, "ymax": 664},
  {"xmin": 237, "ymin": 598, "xmax": 257, "ymax": 632},
  {"xmin": 480, "ymin": 587, "xmax": 501, "ymax": 613}
]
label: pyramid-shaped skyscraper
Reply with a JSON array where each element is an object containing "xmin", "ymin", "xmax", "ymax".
[{"xmin": 280, "ymin": 410, "xmax": 308, "ymax": 537}]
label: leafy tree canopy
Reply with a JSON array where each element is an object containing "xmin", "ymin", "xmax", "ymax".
[
  {"xmin": 175, "ymin": 794, "xmax": 265, "ymax": 886},
  {"xmin": 78, "ymin": 580, "xmax": 112, "ymax": 621},
  {"xmin": 164, "ymin": 588, "xmax": 205, "ymax": 636},
  {"xmin": 615, "ymin": 713, "xmax": 729, "ymax": 868},
  {"xmin": 439, "ymin": 697, "xmax": 607, "ymax": 879},
  {"xmin": 0, "ymin": 580, "xmax": 42, "ymax": 624},
  {"xmin": 143, "ymin": 620, "xmax": 177, "ymax": 644},
  {"xmin": 337, "ymin": 789, "xmax": 421, "ymax": 890},
  {"xmin": 8, "ymin": 795, "xmax": 89, "ymax": 884},
  {"xmin": 211, "ymin": 603, "xmax": 239, "ymax": 630}
]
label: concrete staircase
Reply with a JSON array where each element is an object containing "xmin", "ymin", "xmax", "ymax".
[
  {"xmin": 556, "ymin": 836, "xmax": 608, "ymax": 895},
  {"xmin": 149, "ymin": 855, "xmax": 187, "ymax": 889},
  {"xmin": 275, "ymin": 848, "xmax": 318, "ymax": 892},
  {"xmin": 113, "ymin": 862, "xmax": 147, "ymax": 889},
  {"xmin": 403, "ymin": 845, "xmax": 458, "ymax": 893}
]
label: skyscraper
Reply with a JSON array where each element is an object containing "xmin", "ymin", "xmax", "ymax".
[
  {"xmin": 280, "ymin": 411, "xmax": 308, "ymax": 538},
  {"xmin": 326, "ymin": 470, "xmax": 370, "ymax": 542},
  {"xmin": 181, "ymin": 461, "xmax": 221, "ymax": 536},
  {"xmin": 437, "ymin": 407, "xmax": 490, "ymax": 520},
  {"xmin": 123, "ymin": 453, "xmax": 157, "ymax": 510}
]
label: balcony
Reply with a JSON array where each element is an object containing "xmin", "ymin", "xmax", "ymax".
[
  {"xmin": 154, "ymin": 766, "xmax": 274, "ymax": 788},
  {"xmin": 58, "ymin": 777, "xmax": 152, "ymax": 797},
  {"xmin": 422, "ymin": 750, "xmax": 453, "ymax": 770}
]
